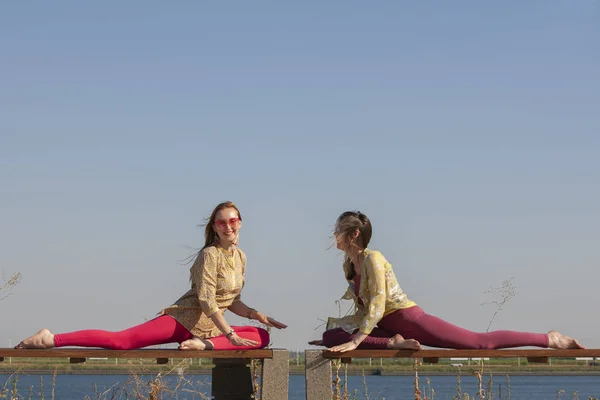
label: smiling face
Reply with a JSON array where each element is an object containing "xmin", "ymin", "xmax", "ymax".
[{"xmin": 213, "ymin": 207, "xmax": 242, "ymax": 245}]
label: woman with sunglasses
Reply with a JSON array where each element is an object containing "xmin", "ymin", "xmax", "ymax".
[
  {"xmin": 310, "ymin": 211, "xmax": 584, "ymax": 353},
  {"xmin": 16, "ymin": 201, "xmax": 287, "ymax": 351}
]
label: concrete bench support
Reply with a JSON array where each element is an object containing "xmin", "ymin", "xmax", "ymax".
[
  {"xmin": 260, "ymin": 349, "xmax": 289, "ymax": 400},
  {"xmin": 305, "ymin": 350, "xmax": 332, "ymax": 400},
  {"xmin": 212, "ymin": 358, "xmax": 253, "ymax": 400}
]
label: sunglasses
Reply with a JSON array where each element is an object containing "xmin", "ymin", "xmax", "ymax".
[{"xmin": 214, "ymin": 218, "xmax": 241, "ymax": 230}]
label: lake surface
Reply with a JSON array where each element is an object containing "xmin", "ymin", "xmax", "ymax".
[{"xmin": 1, "ymin": 373, "xmax": 599, "ymax": 399}]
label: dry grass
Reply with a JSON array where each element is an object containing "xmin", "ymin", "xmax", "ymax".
[
  {"xmin": 0, "ymin": 361, "xmax": 212, "ymax": 400},
  {"xmin": 407, "ymin": 357, "xmax": 598, "ymax": 400},
  {"xmin": 331, "ymin": 360, "xmax": 360, "ymax": 400}
]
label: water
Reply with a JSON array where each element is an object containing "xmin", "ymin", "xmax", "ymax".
[
  {"xmin": 290, "ymin": 374, "xmax": 600, "ymax": 399},
  {"xmin": 1, "ymin": 373, "xmax": 599, "ymax": 399}
]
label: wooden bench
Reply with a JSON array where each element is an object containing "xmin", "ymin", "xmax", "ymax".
[
  {"xmin": 0, "ymin": 348, "xmax": 288, "ymax": 400},
  {"xmin": 305, "ymin": 349, "xmax": 600, "ymax": 400}
]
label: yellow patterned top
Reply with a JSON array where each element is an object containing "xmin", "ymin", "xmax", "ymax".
[
  {"xmin": 159, "ymin": 244, "xmax": 246, "ymax": 338},
  {"xmin": 327, "ymin": 249, "xmax": 416, "ymax": 335}
]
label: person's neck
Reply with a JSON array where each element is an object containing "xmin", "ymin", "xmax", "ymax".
[
  {"xmin": 347, "ymin": 248, "xmax": 365, "ymax": 274},
  {"xmin": 218, "ymin": 239, "xmax": 236, "ymax": 253}
]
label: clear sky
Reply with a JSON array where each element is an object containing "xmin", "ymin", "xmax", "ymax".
[{"xmin": 1, "ymin": 2, "xmax": 598, "ymax": 351}]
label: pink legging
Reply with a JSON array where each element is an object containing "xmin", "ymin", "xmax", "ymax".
[
  {"xmin": 323, "ymin": 305, "xmax": 549, "ymax": 350},
  {"xmin": 53, "ymin": 315, "xmax": 270, "ymax": 350}
]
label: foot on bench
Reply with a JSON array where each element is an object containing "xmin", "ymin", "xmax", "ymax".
[{"xmin": 15, "ymin": 329, "xmax": 55, "ymax": 349}]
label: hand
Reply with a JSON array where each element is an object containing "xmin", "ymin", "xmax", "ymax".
[
  {"xmin": 328, "ymin": 340, "xmax": 359, "ymax": 353},
  {"xmin": 254, "ymin": 311, "xmax": 288, "ymax": 329},
  {"xmin": 228, "ymin": 333, "xmax": 259, "ymax": 347}
]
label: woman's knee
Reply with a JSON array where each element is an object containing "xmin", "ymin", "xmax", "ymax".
[
  {"xmin": 257, "ymin": 327, "xmax": 270, "ymax": 348},
  {"xmin": 322, "ymin": 328, "xmax": 347, "ymax": 347},
  {"xmin": 234, "ymin": 326, "xmax": 271, "ymax": 348}
]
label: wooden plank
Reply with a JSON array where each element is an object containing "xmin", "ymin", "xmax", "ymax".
[
  {"xmin": 156, "ymin": 358, "xmax": 169, "ymax": 364},
  {"xmin": 341, "ymin": 358, "xmax": 352, "ymax": 364},
  {"xmin": 323, "ymin": 349, "xmax": 600, "ymax": 359},
  {"xmin": 0, "ymin": 348, "xmax": 273, "ymax": 359},
  {"xmin": 0, "ymin": 357, "xmax": 4, "ymax": 362},
  {"xmin": 69, "ymin": 357, "xmax": 86, "ymax": 364},
  {"xmin": 422, "ymin": 357, "xmax": 439, "ymax": 364}
]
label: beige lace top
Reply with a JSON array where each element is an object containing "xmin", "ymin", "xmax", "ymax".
[
  {"xmin": 159, "ymin": 244, "xmax": 246, "ymax": 338},
  {"xmin": 327, "ymin": 249, "xmax": 416, "ymax": 335}
]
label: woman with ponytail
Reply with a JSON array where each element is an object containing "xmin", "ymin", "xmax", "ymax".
[
  {"xmin": 310, "ymin": 211, "xmax": 583, "ymax": 353},
  {"xmin": 16, "ymin": 201, "xmax": 286, "ymax": 351}
]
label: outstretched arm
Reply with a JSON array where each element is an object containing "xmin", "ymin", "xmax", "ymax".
[{"xmin": 228, "ymin": 300, "xmax": 287, "ymax": 329}]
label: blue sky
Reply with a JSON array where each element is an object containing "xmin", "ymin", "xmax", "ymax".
[{"xmin": 1, "ymin": 1, "xmax": 599, "ymax": 351}]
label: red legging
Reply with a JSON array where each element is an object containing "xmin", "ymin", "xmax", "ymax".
[
  {"xmin": 53, "ymin": 315, "xmax": 270, "ymax": 350},
  {"xmin": 323, "ymin": 305, "xmax": 549, "ymax": 350}
]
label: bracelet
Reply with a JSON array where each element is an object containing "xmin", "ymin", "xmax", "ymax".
[
  {"xmin": 225, "ymin": 329, "xmax": 235, "ymax": 340},
  {"xmin": 247, "ymin": 308, "xmax": 257, "ymax": 320}
]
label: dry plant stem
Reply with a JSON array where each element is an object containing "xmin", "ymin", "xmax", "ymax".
[
  {"xmin": 414, "ymin": 358, "xmax": 422, "ymax": 400},
  {"xmin": 39, "ymin": 376, "xmax": 44, "ymax": 400},
  {"xmin": 0, "ymin": 270, "xmax": 22, "ymax": 300},
  {"xmin": 481, "ymin": 278, "xmax": 517, "ymax": 333},
  {"xmin": 362, "ymin": 369, "xmax": 370, "ymax": 400},
  {"xmin": 486, "ymin": 374, "xmax": 493, "ymax": 400},
  {"xmin": 426, "ymin": 377, "xmax": 434, "ymax": 400},
  {"xmin": 332, "ymin": 360, "xmax": 341, "ymax": 400},
  {"xmin": 343, "ymin": 364, "xmax": 349, "ymax": 400},
  {"xmin": 11, "ymin": 376, "xmax": 18, "ymax": 399},
  {"xmin": 455, "ymin": 366, "xmax": 462, "ymax": 400},
  {"xmin": 51, "ymin": 369, "xmax": 57, "ymax": 400}
]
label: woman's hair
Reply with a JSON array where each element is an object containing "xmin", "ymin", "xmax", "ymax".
[
  {"xmin": 201, "ymin": 201, "xmax": 242, "ymax": 249},
  {"xmin": 335, "ymin": 211, "xmax": 372, "ymax": 280}
]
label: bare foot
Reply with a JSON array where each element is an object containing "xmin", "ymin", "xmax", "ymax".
[
  {"xmin": 308, "ymin": 340, "xmax": 324, "ymax": 346},
  {"xmin": 14, "ymin": 329, "xmax": 55, "ymax": 349},
  {"xmin": 387, "ymin": 334, "xmax": 421, "ymax": 350},
  {"xmin": 179, "ymin": 337, "xmax": 213, "ymax": 351},
  {"xmin": 548, "ymin": 330, "xmax": 585, "ymax": 349}
]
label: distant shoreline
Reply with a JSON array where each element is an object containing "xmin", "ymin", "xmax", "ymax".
[
  {"xmin": 1, "ymin": 369, "xmax": 599, "ymax": 377},
  {"xmin": 363, "ymin": 371, "xmax": 600, "ymax": 377}
]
